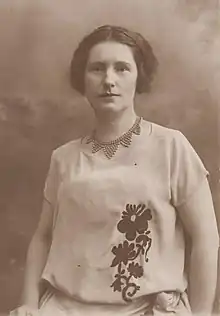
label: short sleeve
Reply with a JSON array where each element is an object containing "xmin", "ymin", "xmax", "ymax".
[
  {"xmin": 170, "ymin": 131, "xmax": 209, "ymax": 207},
  {"xmin": 44, "ymin": 150, "xmax": 60, "ymax": 208}
]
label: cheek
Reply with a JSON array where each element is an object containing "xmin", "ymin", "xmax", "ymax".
[
  {"xmin": 122, "ymin": 76, "xmax": 137, "ymax": 94},
  {"xmin": 84, "ymin": 74, "xmax": 101, "ymax": 94}
]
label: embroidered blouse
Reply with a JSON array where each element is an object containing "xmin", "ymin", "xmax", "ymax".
[{"xmin": 41, "ymin": 119, "xmax": 208, "ymax": 305}]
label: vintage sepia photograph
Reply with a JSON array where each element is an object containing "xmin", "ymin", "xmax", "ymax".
[{"xmin": 0, "ymin": 0, "xmax": 219, "ymax": 315}]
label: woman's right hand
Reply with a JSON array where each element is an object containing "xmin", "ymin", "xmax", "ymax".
[{"xmin": 9, "ymin": 305, "xmax": 39, "ymax": 316}]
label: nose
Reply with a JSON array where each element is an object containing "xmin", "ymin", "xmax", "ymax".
[{"xmin": 103, "ymin": 67, "xmax": 116, "ymax": 89}]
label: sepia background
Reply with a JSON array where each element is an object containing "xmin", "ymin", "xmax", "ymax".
[{"xmin": 0, "ymin": 0, "xmax": 219, "ymax": 313}]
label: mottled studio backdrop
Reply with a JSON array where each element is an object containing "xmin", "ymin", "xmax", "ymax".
[{"xmin": 0, "ymin": 0, "xmax": 219, "ymax": 313}]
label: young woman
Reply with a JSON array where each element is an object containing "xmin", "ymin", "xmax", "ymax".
[{"xmin": 10, "ymin": 25, "xmax": 219, "ymax": 316}]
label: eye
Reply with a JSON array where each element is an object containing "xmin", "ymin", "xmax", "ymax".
[
  {"xmin": 116, "ymin": 66, "xmax": 127, "ymax": 72},
  {"xmin": 88, "ymin": 63, "xmax": 105, "ymax": 72},
  {"xmin": 115, "ymin": 63, "xmax": 130, "ymax": 73},
  {"xmin": 93, "ymin": 66, "xmax": 103, "ymax": 72}
]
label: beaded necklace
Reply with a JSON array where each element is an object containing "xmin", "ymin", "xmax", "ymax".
[{"xmin": 86, "ymin": 117, "xmax": 142, "ymax": 159}]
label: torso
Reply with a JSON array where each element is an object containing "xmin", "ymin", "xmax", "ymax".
[{"xmin": 42, "ymin": 119, "xmax": 188, "ymax": 306}]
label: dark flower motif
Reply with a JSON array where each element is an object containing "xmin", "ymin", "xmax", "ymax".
[
  {"xmin": 111, "ymin": 275, "xmax": 124, "ymax": 292},
  {"xmin": 127, "ymin": 262, "xmax": 144, "ymax": 279},
  {"xmin": 111, "ymin": 241, "xmax": 135, "ymax": 267},
  {"xmin": 110, "ymin": 202, "xmax": 153, "ymax": 301},
  {"xmin": 117, "ymin": 204, "xmax": 152, "ymax": 241},
  {"xmin": 122, "ymin": 282, "xmax": 140, "ymax": 302},
  {"xmin": 136, "ymin": 234, "xmax": 151, "ymax": 247}
]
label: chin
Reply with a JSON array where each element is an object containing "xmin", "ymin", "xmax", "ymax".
[{"xmin": 93, "ymin": 101, "xmax": 122, "ymax": 113}]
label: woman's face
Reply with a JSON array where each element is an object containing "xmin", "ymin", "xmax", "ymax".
[{"xmin": 84, "ymin": 41, "xmax": 138, "ymax": 114}]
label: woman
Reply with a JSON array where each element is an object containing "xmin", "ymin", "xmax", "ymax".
[{"xmin": 10, "ymin": 25, "xmax": 219, "ymax": 316}]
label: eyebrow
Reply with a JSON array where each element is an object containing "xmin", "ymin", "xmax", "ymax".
[
  {"xmin": 115, "ymin": 61, "xmax": 132, "ymax": 67},
  {"xmin": 87, "ymin": 61, "xmax": 132, "ymax": 67},
  {"xmin": 87, "ymin": 61, "xmax": 104, "ymax": 66}
]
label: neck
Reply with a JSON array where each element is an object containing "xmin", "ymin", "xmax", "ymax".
[{"xmin": 93, "ymin": 108, "xmax": 138, "ymax": 142}]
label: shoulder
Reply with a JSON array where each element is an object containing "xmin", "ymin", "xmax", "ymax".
[
  {"xmin": 151, "ymin": 122, "xmax": 182, "ymax": 139},
  {"xmin": 51, "ymin": 138, "xmax": 82, "ymax": 163},
  {"xmin": 151, "ymin": 123, "xmax": 198, "ymax": 159},
  {"xmin": 143, "ymin": 120, "xmax": 186, "ymax": 145}
]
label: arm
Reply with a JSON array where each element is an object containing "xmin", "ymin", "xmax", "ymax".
[
  {"xmin": 20, "ymin": 199, "xmax": 53, "ymax": 309},
  {"xmin": 178, "ymin": 179, "xmax": 219, "ymax": 315},
  {"xmin": 215, "ymin": 248, "xmax": 220, "ymax": 313}
]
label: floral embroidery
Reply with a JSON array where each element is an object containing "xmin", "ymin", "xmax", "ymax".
[
  {"xmin": 127, "ymin": 262, "xmax": 144, "ymax": 278},
  {"xmin": 110, "ymin": 203, "xmax": 152, "ymax": 302},
  {"xmin": 111, "ymin": 241, "xmax": 136, "ymax": 267},
  {"xmin": 117, "ymin": 204, "xmax": 152, "ymax": 241}
]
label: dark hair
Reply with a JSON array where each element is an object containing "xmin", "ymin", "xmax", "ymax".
[{"xmin": 70, "ymin": 25, "xmax": 158, "ymax": 94}]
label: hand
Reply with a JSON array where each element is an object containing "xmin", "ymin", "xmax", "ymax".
[{"xmin": 9, "ymin": 305, "xmax": 39, "ymax": 316}]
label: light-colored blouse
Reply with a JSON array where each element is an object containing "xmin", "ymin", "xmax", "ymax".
[{"xmin": 41, "ymin": 119, "xmax": 208, "ymax": 306}]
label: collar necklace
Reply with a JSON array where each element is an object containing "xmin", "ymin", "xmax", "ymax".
[{"xmin": 86, "ymin": 117, "xmax": 142, "ymax": 159}]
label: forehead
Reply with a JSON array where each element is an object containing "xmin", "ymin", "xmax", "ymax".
[{"xmin": 87, "ymin": 41, "xmax": 135, "ymax": 64}]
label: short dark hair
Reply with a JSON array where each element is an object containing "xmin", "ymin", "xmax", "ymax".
[{"xmin": 70, "ymin": 25, "xmax": 158, "ymax": 94}]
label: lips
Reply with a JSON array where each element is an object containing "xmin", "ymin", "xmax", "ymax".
[{"xmin": 99, "ymin": 93, "xmax": 120, "ymax": 97}]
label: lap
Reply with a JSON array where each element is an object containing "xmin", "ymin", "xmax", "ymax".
[{"xmin": 39, "ymin": 289, "xmax": 192, "ymax": 316}]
